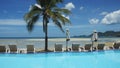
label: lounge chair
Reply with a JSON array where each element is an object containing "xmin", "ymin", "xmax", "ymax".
[
  {"xmin": 72, "ymin": 43, "xmax": 80, "ymax": 51},
  {"xmin": 84, "ymin": 44, "xmax": 92, "ymax": 52},
  {"xmin": 54, "ymin": 43, "xmax": 63, "ymax": 52},
  {"xmin": 8, "ymin": 45, "xmax": 18, "ymax": 53},
  {"xmin": 113, "ymin": 43, "xmax": 120, "ymax": 49},
  {"xmin": 105, "ymin": 42, "xmax": 114, "ymax": 50},
  {"xmin": 0, "ymin": 46, "xmax": 6, "ymax": 53},
  {"xmin": 27, "ymin": 45, "xmax": 35, "ymax": 53},
  {"xmin": 97, "ymin": 44, "xmax": 105, "ymax": 50}
]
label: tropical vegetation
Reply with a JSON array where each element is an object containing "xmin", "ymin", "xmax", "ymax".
[{"xmin": 24, "ymin": 0, "xmax": 71, "ymax": 51}]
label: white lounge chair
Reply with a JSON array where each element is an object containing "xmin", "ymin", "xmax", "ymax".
[
  {"xmin": 54, "ymin": 43, "xmax": 63, "ymax": 52},
  {"xmin": 27, "ymin": 45, "xmax": 35, "ymax": 53},
  {"xmin": 113, "ymin": 43, "xmax": 120, "ymax": 49},
  {"xmin": 84, "ymin": 44, "xmax": 92, "ymax": 52},
  {"xmin": 0, "ymin": 45, "xmax": 7, "ymax": 53},
  {"xmin": 97, "ymin": 44, "xmax": 105, "ymax": 51},
  {"xmin": 72, "ymin": 43, "xmax": 80, "ymax": 52},
  {"xmin": 105, "ymin": 42, "xmax": 114, "ymax": 50},
  {"xmin": 8, "ymin": 45, "xmax": 19, "ymax": 53}
]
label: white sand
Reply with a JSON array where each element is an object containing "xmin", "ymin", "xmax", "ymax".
[
  {"xmin": 0, "ymin": 38, "xmax": 119, "ymax": 51},
  {"xmin": 27, "ymin": 38, "xmax": 91, "ymax": 41}
]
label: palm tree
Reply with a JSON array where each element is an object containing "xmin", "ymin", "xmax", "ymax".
[{"xmin": 24, "ymin": 0, "xmax": 71, "ymax": 51}]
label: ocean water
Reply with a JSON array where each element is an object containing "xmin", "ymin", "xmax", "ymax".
[
  {"xmin": 0, "ymin": 50, "xmax": 120, "ymax": 68},
  {"xmin": 0, "ymin": 38, "xmax": 119, "ymax": 50}
]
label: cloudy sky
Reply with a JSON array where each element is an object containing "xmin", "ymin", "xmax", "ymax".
[{"xmin": 0, "ymin": 0, "xmax": 120, "ymax": 37}]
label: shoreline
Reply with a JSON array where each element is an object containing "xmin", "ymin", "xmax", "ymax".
[
  {"xmin": 0, "ymin": 37, "xmax": 120, "ymax": 39},
  {"xmin": 0, "ymin": 38, "xmax": 119, "ymax": 51}
]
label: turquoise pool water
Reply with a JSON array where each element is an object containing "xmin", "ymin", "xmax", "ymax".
[{"xmin": 0, "ymin": 50, "xmax": 120, "ymax": 68}]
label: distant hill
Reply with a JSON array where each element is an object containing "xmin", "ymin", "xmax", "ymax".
[
  {"xmin": 72, "ymin": 31, "xmax": 120, "ymax": 38},
  {"xmin": 72, "ymin": 35, "xmax": 90, "ymax": 38},
  {"xmin": 97, "ymin": 31, "xmax": 120, "ymax": 37}
]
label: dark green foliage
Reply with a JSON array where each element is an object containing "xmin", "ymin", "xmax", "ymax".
[{"xmin": 24, "ymin": 0, "xmax": 71, "ymax": 51}]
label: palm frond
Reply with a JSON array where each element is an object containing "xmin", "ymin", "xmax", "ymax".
[
  {"xmin": 27, "ymin": 15, "xmax": 39, "ymax": 32},
  {"xmin": 55, "ymin": 12, "xmax": 71, "ymax": 25},
  {"xmin": 48, "ymin": 11, "xmax": 71, "ymax": 25},
  {"xmin": 25, "ymin": 0, "xmax": 71, "ymax": 33},
  {"xmin": 51, "ymin": 0, "xmax": 63, "ymax": 4},
  {"xmin": 48, "ymin": 0, "xmax": 63, "ymax": 8},
  {"xmin": 36, "ymin": 0, "xmax": 53, "ymax": 8},
  {"xmin": 36, "ymin": 0, "xmax": 63, "ymax": 9},
  {"xmin": 54, "ymin": 8, "xmax": 71, "ymax": 15},
  {"xmin": 36, "ymin": 0, "xmax": 46, "ymax": 8},
  {"xmin": 24, "ymin": 5, "xmax": 42, "ymax": 22},
  {"xmin": 53, "ymin": 19, "xmax": 64, "ymax": 32}
]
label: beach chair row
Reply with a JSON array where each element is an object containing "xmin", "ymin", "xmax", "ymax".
[
  {"xmin": 0, "ymin": 45, "xmax": 35, "ymax": 53},
  {"xmin": 54, "ymin": 42, "xmax": 120, "ymax": 52},
  {"xmin": 0, "ymin": 42, "xmax": 120, "ymax": 53}
]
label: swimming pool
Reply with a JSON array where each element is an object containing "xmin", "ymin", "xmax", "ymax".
[{"xmin": 0, "ymin": 50, "xmax": 120, "ymax": 68}]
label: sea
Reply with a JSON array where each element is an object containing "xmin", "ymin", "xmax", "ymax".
[{"xmin": 0, "ymin": 37, "xmax": 119, "ymax": 50}]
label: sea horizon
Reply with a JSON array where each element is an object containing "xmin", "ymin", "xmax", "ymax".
[{"xmin": 0, "ymin": 36, "xmax": 120, "ymax": 39}]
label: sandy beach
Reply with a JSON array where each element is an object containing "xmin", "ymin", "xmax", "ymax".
[{"xmin": 0, "ymin": 38, "xmax": 119, "ymax": 51}]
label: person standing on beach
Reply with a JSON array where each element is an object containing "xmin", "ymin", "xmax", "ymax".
[
  {"xmin": 91, "ymin": 30, "xmax": 98, "ymax": 42},
  {"xmin": 66, "ymin": 29, "xmax": 70, "ymax": 51},
  {"xmin": 91, "ymin": 30, "xmax": 98, "ymax": 51},
  {"xmin": 66, "ymin": 29, "xmax": 70, "ymax": 41}
]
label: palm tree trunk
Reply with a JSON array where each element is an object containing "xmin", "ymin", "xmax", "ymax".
[
  {"xmin": 45, "ymin": 22, "xmax": 48, "ymax": 51},
  {"xmin": 43, "ymin": 14, "xmax": 48, "ymax": 52}
]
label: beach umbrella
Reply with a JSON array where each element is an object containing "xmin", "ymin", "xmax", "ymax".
[
  {"xmin": 66, "ymin": 29, "xmax": 70, "ymax": 51},
  {"xmin": 91, "ymin": 30, "xmax": 98, "ymax": 50}
]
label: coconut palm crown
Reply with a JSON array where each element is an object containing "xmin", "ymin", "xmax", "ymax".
[{"xmin": 24, "ymin": 0, "xmax": 71, "ymax": 51}]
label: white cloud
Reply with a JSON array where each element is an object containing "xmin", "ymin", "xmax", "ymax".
[
  {"xmin": 63, "ymin": 2, "xmax": 74, "ymax": 21},
  {"xmin": 101, "ymin": 10, "xmax": 120, "ymax": 24},
  {"xmin": 29, "ymin": 5, "xmax": 32, "ymax": 11},
  {"xmin": 62, "ymin": 15, "xmax": 70, "ymax": 20},
  {"xmin": 100, "ymin": 12, "xmax": 108, "ymax": 15},
  {"xmin": 80, "ymin": 6, "xmax": 84, "ymax": 10},
  {"xmin": 29, "ymin": 4, "xmax": 42, "ymax": 11},
  {"xmin": 37, "ymin": 22, "xmax": 54, "ymax": 26},
  {"xmin": 0, "ymin": 19, "xmax": 54, "ymax": 26},
  {"xmin": 65, "ymin": 2, "xmax": 75, "ymax": 10},
  {"xmin": 69, "ymin": 25, "xmax": 92, "ymax": 28},
  {"xmin": 0, "ymin": 19, "xmax": 26, "ymax": 25},
  {"xmin": 89, "ymin": 18, "xmax": 99, "ymax": 24},
  {"xmin": 66, "ymin": 16, "xmax": 70, "ymax": 20}
]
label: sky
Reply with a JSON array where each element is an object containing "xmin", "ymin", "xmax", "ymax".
[{"xmin": 0, "ymin": 0, "xmax": 120, "ymax": 37}]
